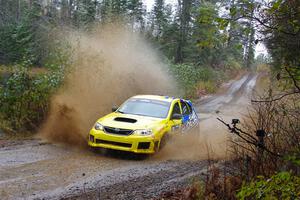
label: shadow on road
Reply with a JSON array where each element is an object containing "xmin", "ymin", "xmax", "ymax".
[{"xmin": 90, "ymin": 147, "xmax": 149, "ymax": 160}]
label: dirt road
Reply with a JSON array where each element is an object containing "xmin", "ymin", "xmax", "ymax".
[{"xmin": 0, "ymin": 74, "xmax": 258, "ymax": 200}]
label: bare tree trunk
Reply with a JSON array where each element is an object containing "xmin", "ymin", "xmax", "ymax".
[
  {"xmin": 244, "ymin": 0, "xmax": 255, "ymax": 68},
  {"xmin": 28, "ymin": 0, "xmax": 32, "ymax": 9},
  {"xmin": 69, "ymin": 0, "xmax": 73, "ymax": 19},
  {"xmin": 175, "ymin": 0, "xmax": 192, "ymax": 63},
  {"xmin": 227, "ymin": 0, "xmax": 235, "ymax": 46}
]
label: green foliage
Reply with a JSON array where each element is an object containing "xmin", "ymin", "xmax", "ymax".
[
  {"xmin": 0, "ymin": 63, "xmax": 63, "ymax": 132},
  {"xmin": 225, "ymin": 57, "xmax": 242, "ymax": 71},
  {"xmin": 0, "ymin": 0, "xmax": 248, "ymax": 132},
  {"xmin": 269, "ymin": 0, "xmax": 283, "ymax": 13},
  {"xmin": 94, "ymin": 0, "xmax": 145, "ymax": 26},
  {"xmin": 0, "ymin": 0, "xmax": 43, "ymax": 65},
  {"xmin": 0, "ymin": 21, "xmax": 70, "ymax": 132},
  {"xmin": 264, "ymin": 0, "xmax": 300, "ymax": 89},
  {"xmin": 196, "ymin": 3, "xmax": 220, "ymax": 49},
  {"xmin": 196, "ymin": 80, "xmax": 217, "ymax": 93},
  {"xmin": 285, "ymin": 154, "xmax": 300, "ymax": 167},
  {"xmin": 237, "ymin": 172, "xmax": 300, "ymax": 200},
  {"xmin": 191, "ymin": 1, "xmax": 245, "ymax": 68},
  {"xmin": 73, "ymin": 0, "xmax": 97, "ymax": 28},
  {"xmin": 169, "ymin": 63, "xmax": 217, "ymax": 97},
  {"xmin": 216, "ymin": 0, "xmax": 257, "ymax": 68}
]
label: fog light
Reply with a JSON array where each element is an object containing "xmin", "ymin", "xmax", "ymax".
[{"xmin": 138, "ymin": 142, "xmax": 150, "ymax": 149}]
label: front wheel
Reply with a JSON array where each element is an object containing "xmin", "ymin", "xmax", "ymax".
[{"xmin": 158, "ymin": 133, "xmax": 170, "ymax": 151}]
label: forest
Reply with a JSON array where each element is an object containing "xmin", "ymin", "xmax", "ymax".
[
  {"xmin": 0, "ymin": 0, "xmax": 299, "ymax": 199},
  {"xmin": 0, "ymin": 0, "xmax": 255, "ymax": 66},
  {"xmin": 0, "ymin": 0, "xmax": 260, "ymax": 130}
]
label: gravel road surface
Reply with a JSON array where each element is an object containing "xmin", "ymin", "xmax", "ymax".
[{"xmin": 0, "ymin": 74, "xmax": 258, "ymax": 200}]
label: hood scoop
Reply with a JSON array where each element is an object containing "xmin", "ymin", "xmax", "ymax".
[{"xmin": 114, "ymin": 117, "xmax": 137, "ymax": 123}]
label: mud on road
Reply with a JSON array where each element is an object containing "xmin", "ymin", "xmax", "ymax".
[{"xmin": 0, "ymin": 74, "xmax": 257, "ymax": 200}]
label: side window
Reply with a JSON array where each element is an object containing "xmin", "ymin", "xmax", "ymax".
[
  {"xmin": 187, "ymin": 103, "xmax": 193, "ymax": 114},
  {"xmin": 181, "ymin": 101, "xmax": 192, "ymax": 115},
  {"xmin": 171, "ymin": 102, "xmax": 181, "ymax": 115}
]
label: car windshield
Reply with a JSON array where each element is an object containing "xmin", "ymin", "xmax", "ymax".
[{"xmin": 117, "ymin": 98, "xmax": 171, "ymax": 118}]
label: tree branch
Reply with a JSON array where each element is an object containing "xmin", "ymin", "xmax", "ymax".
[
  {"xmin": 217, "ymin": 118, "xmax": 282, "ymax": 157},
  {"xmin": 285, "ymin": 66, "xmax": 300, "ymax": 92},
  {"xmin": 251, "ymin": 91, "xmax": 299, "ymax": 103},
  {"xmin": 227, "ymin": 14, "xmax": 299, "ymax": 36}
]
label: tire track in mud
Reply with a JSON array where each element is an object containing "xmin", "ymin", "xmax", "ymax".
[{"xmin": 197, "ymin": 74, "xmax": 257, "ymax": 114}]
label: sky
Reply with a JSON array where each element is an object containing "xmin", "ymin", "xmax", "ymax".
[
  {"xmin": 143, "ymin": 0, "xmax": 177, "ymax": 11},
  {"xmin": 255, "ymin": 42, "xmax": 267, "ymax": 57}
]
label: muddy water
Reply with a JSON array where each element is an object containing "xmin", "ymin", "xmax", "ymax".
[
  {"xmin": 0, "ymin": 74, "xmax": 257, "ymax": 200},
  {"xmin": 39, "ymin": 25, "xmax": 176, "ymax": 146},
  {"xmin": 153, "ymin": 74, "xmax": 258, "ymax": 161}
]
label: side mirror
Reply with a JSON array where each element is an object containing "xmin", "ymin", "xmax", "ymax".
[
  {"xmin": 112, "ymin": 106, "xmax": 118, "ymax": 112},
  {"xmin": 171, "ymin": 113, "xmax": 182, "ymax": 120}
]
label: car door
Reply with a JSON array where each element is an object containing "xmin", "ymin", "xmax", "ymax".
[
  {"xmin": 181, "ymin": 100, "xmax": 199, "ymax": 132},
  {"xmin": 181, "ymin": 100, "xmax": 192, "ymax": 125},
  {"xmin": 168, "ymin": 100, "xmax": 182, "ymax": 133}
]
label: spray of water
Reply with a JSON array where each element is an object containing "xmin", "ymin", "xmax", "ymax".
[
  {"xmin": 153, "ymin": 121, "xmax": 230, "ymax": 160},
  {"xmin": 39, "ymin": 24, "xmax": 229, "ymax": 160},
  {"xmin": 39, "ymin": 24, "xmax": 176, "ymax": 146}
]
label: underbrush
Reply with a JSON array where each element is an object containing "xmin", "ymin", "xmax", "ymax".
[
  {"xmin": 238, "ymin": 171, "xmax": 300, "ymax": 199},
  {"xmin": 0, "ymin": 63, "xmax": 64, "ymax": 133},
  {"xmin": 0, "ymin": 35, "xmax": 70, "ymax": 134},
  {"xmin": 0, "ymin": 61, "xmax": 241, "ymax": 133},
  {"xmin": 169, "ymin": 63, "xmax": 243, "ymax": 99},
  {"xmin": 185, "ymin": 161, "xmax": 300, "ymax": 200},
  {"xmin": 156, "ymin": 73, "xmax": 300, "ymax": 200},
  {"xmin": 197, "ymin": 75, "xmax": 300, "ymax": 199}
]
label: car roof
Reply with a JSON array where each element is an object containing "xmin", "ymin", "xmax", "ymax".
[{"xmin": 131, "ymin": 95, "xmax": 180, "ymax": 103}]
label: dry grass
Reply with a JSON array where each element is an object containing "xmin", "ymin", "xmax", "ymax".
[{"xmin": 192, "ymin": 73, "xmax": 300, "ymax": 199}]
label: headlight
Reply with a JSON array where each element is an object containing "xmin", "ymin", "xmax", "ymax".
[
  {"xmin": 134, "ymin": 129, "xmax": 153, "ymax": 136},
  {"xmin": 94, "ymin": 122, "xmax": 104, "ymax": 131}
]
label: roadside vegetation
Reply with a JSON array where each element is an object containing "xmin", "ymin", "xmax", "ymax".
[
  {"xmin": 0, "ymin": 0, "xmax": 299, "ymax": 199},
  {"xmin": 191, "ymin": 0, "xmax": 299, "ymax": 199},
  {"xmin": 0, "ymin": 0, "xmax": 253, "ymax": 133}
]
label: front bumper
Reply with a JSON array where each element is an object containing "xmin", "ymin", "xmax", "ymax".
[{"xmin": 88, "ymin": 129, "xmax": 158, "ymax": 154}]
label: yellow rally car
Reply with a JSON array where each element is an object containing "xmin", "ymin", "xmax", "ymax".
[{"xmin": 88, "ymin": 95, "xmax": 199, "ymax": 154}]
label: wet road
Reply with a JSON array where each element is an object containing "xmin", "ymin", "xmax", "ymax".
[
  {"xmin": 197, "ymin": 74, "xmax": 257, "ymax": 113},
  {"xmin": 0, "ymin": 73, "xmax": 258, "ymax": 200}
]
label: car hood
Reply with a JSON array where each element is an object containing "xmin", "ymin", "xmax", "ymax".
[{"xmin": 97, "ymin": 112, "xmax": 165, "ymax": 130}]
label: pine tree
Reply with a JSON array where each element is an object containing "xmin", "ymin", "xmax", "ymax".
[
  {"xmin": 152, "ymin": 0, "xmax": 167, "ymax": 37},
  {"xmin": 175, "ymin": 0, "xmax": 193, "ymax": 63},
  {"xmin": 127, "ymin": 0, "xmax": 145, "ymax": 29}
]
